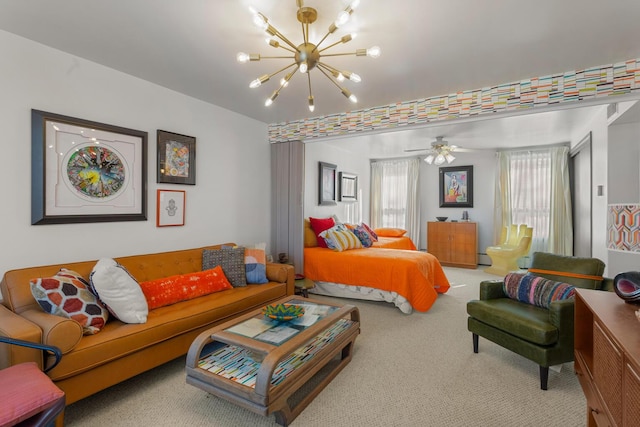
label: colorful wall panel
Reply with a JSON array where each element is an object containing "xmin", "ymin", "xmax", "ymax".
[
  {"xmin": 268, "ymin": 58, "xmax": 640, "ymax": 143},
  {"xmin": 607, "ymin": 204, "xmax": 640, "ymax": 252}
]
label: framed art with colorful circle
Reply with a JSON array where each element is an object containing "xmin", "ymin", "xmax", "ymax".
[{"xmin": 31, "ymin": 109, "xmax": 147, "ymax": 224}]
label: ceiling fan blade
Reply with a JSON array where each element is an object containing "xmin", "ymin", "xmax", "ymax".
[{"xmin": 404, "ymin": 148, "xmax": 429, "ymax": 152}]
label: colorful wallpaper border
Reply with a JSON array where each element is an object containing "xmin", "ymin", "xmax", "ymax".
[
  {"xmin": 607, "ymin": 204, "xmax": 640, "ymax": 252},
  {"xmin": 268, "ymin": 58, "xmax": 640, "ymax": 143}
]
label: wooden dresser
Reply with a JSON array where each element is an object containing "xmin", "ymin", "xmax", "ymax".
[
  {"xmin": 426, "ymin": 221, "xmax": 477, "ymax": 268},
  {"xmin": 574, "ymin": 288, "xmax": 640, "ymax": 426}
]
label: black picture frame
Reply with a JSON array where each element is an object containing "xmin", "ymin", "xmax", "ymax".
[
  {"xmin": 339, "ymin": 172, "xmax": 358, "ymax": 202},
  {"xmin": 318, "ymin": 161, "xmax": 337, "ymax": 205},
  {"xmin": 31, "ymin": 109, "xmax": 147, "ymax": 225},
  {"xmin": 157, "ymin": 130, "xmax": 196, "ymax": 185},
  {"xmin": 439, "ymin": 165, "xmax": 473, "ymax": 208}
]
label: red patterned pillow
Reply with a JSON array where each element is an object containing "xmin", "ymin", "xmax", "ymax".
[
  {"xmin": 362, "ymin": 223, "xmax": 378, "ymax": 241},
  {"xmin": 139, "ymin": 265, "xmax": 233, "ymax": 310},
  {"xmin": 30, "ymin": 268, "xmax": 109, "ymax": 335},
  {"xmin": 309, "ymin": 217, "xmax": 335, "ymax": 248}
]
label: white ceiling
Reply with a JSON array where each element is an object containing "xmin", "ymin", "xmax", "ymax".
[{"xmin": 1, "ymin": 0, "xmax": 640, "ymax": 152}]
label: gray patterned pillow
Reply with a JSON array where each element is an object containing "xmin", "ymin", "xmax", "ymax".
[{"xmin": 202, "ymin": 247, "xmax": 247, "ymax": 287}]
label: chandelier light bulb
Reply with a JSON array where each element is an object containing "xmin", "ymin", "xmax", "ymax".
[
  {"xmin": 347, "ymin": 71, "xmax": 361, "ymax": 82},
  {"xmin": 265, "ymin": 98, "xmax": 273, "ymax": 107},
  {"xmin": 334, "ymin": 11, "xmax": 350, "ymax": 28},
  {"xmin": 308, "ymin": 96, "xmax": 315, "ymax": 112},
  {"xmin": 367, "ymin": 46, "xmax": 381, "ymax": 58},
  {"xmin": 253, "ymin": 13, "xmax": 268, "ymax": 30},
  {"xmin": 349, "ymin": 0, "xmax": 361, "ymax": 10},
  {"xmin": 337, "ymin": 73, "xmax": 345, "ymax": 82},
  {"xmin": 280, "ymin": 77, "xmax": 289, "ymax": 87},
  {"xmin": 237, "ymin": 52, "xmax": 250, "ymax": 63},
  {"xmin": 299, "ymin": 62, "xmax": 308, "ymax": 73},
  {"xmin": 349, "ymin": 94, "xmax": 358, "ymax": 103},
  {"xmin": 250, "ymin": 79, "xmax": 262, "ymax": 88}
]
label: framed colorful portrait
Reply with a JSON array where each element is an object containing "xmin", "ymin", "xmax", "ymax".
[
  {"xmin": 439, "ymin": 165, "xmax": 473, "ymax": 208},
  {"xmin": 31, "ymin": 109, "xmax": 147, "ymax": 225},
  {"xmin": 319, "ymin": 161, "xmax": 337, "ymax": 205},
  {"xmin": 157, "ymin": 130, "xmax": 196, "ymax": 185},
  {"xmin": 157, "ymin": 189, "xmax": 185, "ymax": 227}
]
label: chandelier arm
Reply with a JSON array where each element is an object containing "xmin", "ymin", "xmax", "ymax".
[
  {"xmin": 257, "ymin": 55, "xmax": 296, "ymax": 60},
  {"xmin": 307, "ymin": 73, "xmax": 313, "ymax": 97},
  {"xmin": 317, "ymin": 62, "xmax": 341, "ymax": 79},
  {"xmin": 316, "ymin": 65, "xmax": 348, "ymax": 92},
  {"xmin": 263, "ymin": 63, "xmax": 299, "ymax": 81},
  {"xmin": 318, "ymin": 39, "xmax": 349, "ymax": 54},
  {"xmin": 266, "ymin": 24, "xmax": 299, "ymax": 51},
  {"xmin": 312, "ymin": 31, "xmax": 333, "ymax": 53},
  {"xmin": 273, "ymin": 44, "xmax": 297, "ymax": 54},
  {"xmin": 320, "ymin": 52, "xmax": 358, "ymax": 57}
]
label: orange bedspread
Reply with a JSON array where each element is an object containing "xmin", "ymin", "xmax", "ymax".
[
  {"xmin": 304, "ymin": 247, "xmax": 450, "ymax": 312},
  {"xmin": 372, "ymin": 236, "xmax": 417, "ymax": 250}
]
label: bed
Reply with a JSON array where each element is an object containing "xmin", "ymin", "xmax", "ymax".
[{"xmin": 304, "ymin": 246, "xmax": 450, "ymax": 314}]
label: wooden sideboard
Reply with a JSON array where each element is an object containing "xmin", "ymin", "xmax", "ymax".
[
  {"xmin": 426, "ymin": 221, "xmax": 477, "ymax": 268},
  {"xmin": 574, "ymin": 288, "xmax": 640, "ymax": 426}
]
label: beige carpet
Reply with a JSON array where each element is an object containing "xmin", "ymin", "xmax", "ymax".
[{"xmin": 64, "ymin": 267, "xmax": 585, "ymax": 426}]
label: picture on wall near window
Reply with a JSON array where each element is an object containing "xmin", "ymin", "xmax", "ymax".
[
  {"xmin": 439, "ymin": 165, "xmax": 473, "ymax": 208},
  {"xmin": 319, "ymin": 161, "xmax": 337, "ymax": 205},
  {"xmin": 31, "ymin": 109, "xmax": 148, "ymax": 225},
  {"xmin": 339, "ymin": 172, "xmax": 358, "ymax": 202},
  {"xmin": 157, "ymin": 130, "xmax": 196, "ymax": 185},
  {"xmin": 157, "ymin": 189, "xmax": 186, "ymax": 227}
]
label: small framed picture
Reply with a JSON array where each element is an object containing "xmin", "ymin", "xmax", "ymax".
[
  {"xmin": 339, "ymin": 172, "xmax": 358, "ymax": 201},
  {"xmin": 157, "ymin": 130, "xmax": 196, "ymax": 185},
  {"xmin": 157, "ymin": 189, "xmax": 185, "ymax": 227},
  {"xmin": 319, "ymin": 161, "xmax": 337, "ymax": 205}
]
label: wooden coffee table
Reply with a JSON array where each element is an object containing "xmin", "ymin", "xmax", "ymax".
[{"xmin": 185, "ymin": 295, "xmax": 360, "ymax": 426}]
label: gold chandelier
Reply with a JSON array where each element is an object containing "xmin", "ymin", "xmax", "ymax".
[{"xmin": 237, "ymin": 0, "xmax": 380, "ymax": 113}]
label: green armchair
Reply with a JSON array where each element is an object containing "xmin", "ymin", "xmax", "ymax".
[{"xmin": 467, "ymin": 252, "xmax": 611, "ymax": 390}]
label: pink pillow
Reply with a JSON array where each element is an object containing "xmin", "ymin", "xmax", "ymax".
[
  {"xmin": 309, "ymin": 217, "xmax": 336, "ymax": 248},
  {"xmin": 362, "ymin": 223, "xmax": 378, "ymax": 241},
  {"xmin": 139, "ymin": 266, "xmax": 233, "ymax": 310},
  {"xmin": 0, "ymin": 362, "xmax": 65, "ymax": 426}
]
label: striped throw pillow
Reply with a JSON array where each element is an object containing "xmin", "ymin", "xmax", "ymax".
[
  {"xmin": 503, "ymin": 273, "xmax": 576, "ymax": 309},
  {"xmin": 320, "ymin": 226, "xmax": 363, "ymax": 252}
]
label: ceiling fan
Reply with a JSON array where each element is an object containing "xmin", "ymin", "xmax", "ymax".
[{"xmin": 404, "ymin": 136, "xmax": 459, "ymax": 165}]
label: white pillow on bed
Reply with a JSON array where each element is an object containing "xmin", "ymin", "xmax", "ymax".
[{"xmin": 320, "ymin": 226, "xmax": 363, "ymax": 252}]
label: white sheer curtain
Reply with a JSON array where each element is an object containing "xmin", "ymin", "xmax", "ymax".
[
  {"xmin": 370, "ymin": 158, "xmax": 421, "ymax": 245},
  {"xmin": 493, "ymin": 146, "xmax": 573, "ymax": 256}
]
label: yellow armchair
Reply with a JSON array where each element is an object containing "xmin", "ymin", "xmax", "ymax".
[{"xmin": 485, "ymin": 224, "xmax": 533, "ymax": 276}]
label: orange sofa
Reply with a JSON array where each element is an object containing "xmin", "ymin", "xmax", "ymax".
[{"xmin": 0, "ymin": 244, "xmax": 294, "ymax": 408}]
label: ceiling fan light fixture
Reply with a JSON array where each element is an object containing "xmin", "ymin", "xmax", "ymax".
[
  {"xmin": 424, "ymin": 154, "xmax": 435, "ymax": 164},
  {"xmin": 445, "ymin": 153, "xmax": 456, "ymax": 163},
  {"xmin": 238, "ymin": 0, "xmax": 379, "ymax": 111},
  {"xmin": 434, "ymin": 154, "xmax": 446, "ymax": 165}
]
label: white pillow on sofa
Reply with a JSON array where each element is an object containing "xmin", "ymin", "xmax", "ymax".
[{"xmin": 89, "ymin": 258, "xmax": 148, "ymax": 323}]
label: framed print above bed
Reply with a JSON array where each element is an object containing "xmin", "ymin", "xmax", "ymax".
[
  {"xmin": 319, "ymin": 161, "xmax": 337, "ymax": 205},
  {"xmin": 339, "ymin": 172, "xmax": 358, "ymax": 201},
  {"xmin": 439, "ymin": 165, "xmax": 473, "ymax": 208},
  {"xmin": 31, "ymin": 109, "xmax": 148, "ymax": 225}
]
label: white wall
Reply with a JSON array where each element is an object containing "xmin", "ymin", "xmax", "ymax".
[
  {"xmin": 606, "ymin": 120, "xmax": 640, "ymax": 275},
  {"xmin": 0, "ymin": 30, "xmax": 271, "ymax": 277}
]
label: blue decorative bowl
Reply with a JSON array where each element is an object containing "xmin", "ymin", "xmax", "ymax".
[{"xmin": 262, "ymin": 304, "xmax": 305, "ymax": 321}]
